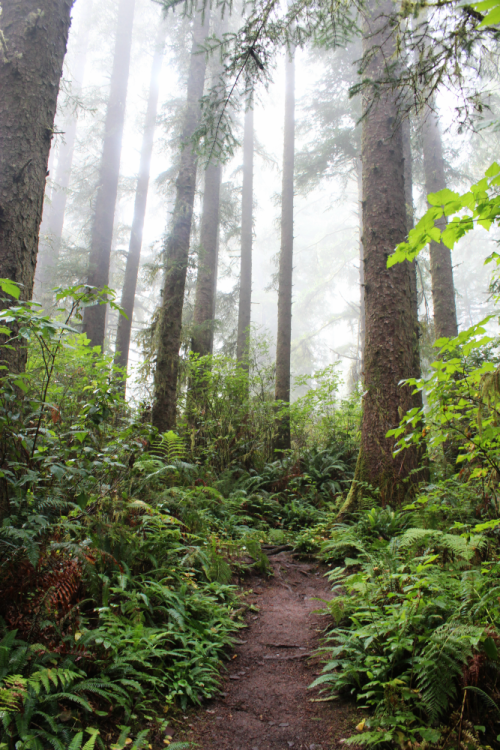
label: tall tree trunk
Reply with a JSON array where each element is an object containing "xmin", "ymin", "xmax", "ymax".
[
  {"xmin": 274, "ymin": 51, "xmax": 295, "ymax": 453},
  {"xmin": 402, "ymin": 117, "xmax": 421, "ymax": 384},
  {"xmin": 83, "ymin": 0, "xmax": 135, "ymax": 349},
  {"xmin": 191, "ymin": 162, "xmax": 222, "ymax": 357},
  {"xmin": 340, "ymin": 0, "xmax": 419, "ymax": 513},
  {"xmin": 152, "ymin": 11, "xmax": 209, "ymax": 432},
  {"xmin": 36, "ymin": 0, "xmax": 93, "ymax": 303},
  {"xmin": 356, "ymin": 157, "xmax": 365, "ymax": 382},
  {"xmin": 114, "ymin": 21, "xmax": 167, "ymax": 374},
  {"xmin": 0, "ymin": 0, "xmax": 74, "ymax": 523},
  {"xmin": 236, "ymin": 104, "xmax": 254, "ymax": 366},
  {"xmin": 422, "ymin": 104, "xmax": 458, "ymax": 340},
  {"xmin": 0, "ymin": 0, "xmax": 75, "ymax": 375}
]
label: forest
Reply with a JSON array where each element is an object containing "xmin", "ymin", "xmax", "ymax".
[{"xmin": 1, "ymin": 0, "xmax": 500, "ymax": 747}]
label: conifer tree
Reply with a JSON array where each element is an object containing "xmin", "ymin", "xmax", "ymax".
[
  {"xmin": 356, "ymin": 157, "xmax": 365, "ymax": 378},
  {"xmin": 274, "ymin": 50, "xmax": 295, "ymax": 453},
  {"xmin": 36, "ymin": 0, "xmax": 94, "ymax": 304},
  {"xmin": 341, "ymin": 0, "xmax": 419, "ymax": 511},
  {"xmin": 83, "ymin": 0, "xmax": 136, "ymax": 350},
  {"xmin": 0, "ymin": 0, "xmax": 75, "ymax": 373},
  {"xmin": 152, "ymin": 10, "xmax": 209, "ymax": 432},
  {"xmin": 236, "ymin": 104, "xmax": 254, "ymax": 366},
  {"xmin": 422, "ymin": 104, "xmax": 459, "ymax": 340},
  {"xmin": 115, "ymin": 20, "xmax": 167, "ymax": 374},
  {"xmin": 191, "ymin": 162, "xmax": 223, "ymax": 357},
  {"xmin": 191, "ymin": 28, "xmax": 227, "ymax": 360}
]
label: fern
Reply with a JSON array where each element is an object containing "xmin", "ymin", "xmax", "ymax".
[
  {"xmin": 150, "ymin": 431, "xmax": 185, "ymax": 462},
  {"xmin": 398, "ymin": 527, "xmax": 483, "ymax": 561},
  {"xmin": 464, "ymin": 685, "xmax": 500, "ymax": 717},
  {"xmin": 417, "ymin": 623, "xmax": 483, "ymax": 721}
]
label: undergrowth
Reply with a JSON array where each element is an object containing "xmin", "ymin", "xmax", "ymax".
[
  {"xmin": 0, "ymin": 284, "xmax": 357, "ymax": 749},
  {"xmin": 312, "ymin": 316, "xmax": 500, "ymax": 749}
]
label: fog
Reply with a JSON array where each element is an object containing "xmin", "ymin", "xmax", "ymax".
[{"xmin": 37, "ymin": 0, "xmax": 500, "ymax": 400}]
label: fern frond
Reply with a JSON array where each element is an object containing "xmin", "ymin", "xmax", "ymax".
[
  {"xmin": 150, "ymin": 431, "xmax": 185, "ymax": 462},
  {"xmin": 69, "ymin": 732, "xmax": 84, "ymax": 750},
  {"xmin": 464, "ymin": 685, "xmax": 500, "ymax": 717}
]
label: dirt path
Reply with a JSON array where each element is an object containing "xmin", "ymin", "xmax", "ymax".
[{"xmin": 174, "ymin": 550, "xmax": 359, "ymax": 749}]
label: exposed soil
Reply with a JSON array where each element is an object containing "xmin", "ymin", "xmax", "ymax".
[{"xmin": 173, "ymin": 550, "xmax": 360, "ymax": 749}]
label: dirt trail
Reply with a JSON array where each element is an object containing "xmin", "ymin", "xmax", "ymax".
[{"xmin": 175, "ymin": 551, "xmax": 359, "ymax": 750}]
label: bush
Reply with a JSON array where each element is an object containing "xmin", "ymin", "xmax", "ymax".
[{"xmin": 313, "ymin": 488, "xmax": 500, "ymax": 748}]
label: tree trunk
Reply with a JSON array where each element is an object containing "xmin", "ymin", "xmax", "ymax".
[
  {"xmin": 236, "ymin": 104, "xmax": 254, "ymax": 366},
  {"xmin": 274, "ymin": 51, "xmax": 295, "ymax": 454},
  {"xmin": 191, "ymin": 162, "xmax": 222, "ymax": 357},
  {"xmin": 340, "ymin": 0, "xmax": 419, "ymax": 513},
  {"xmin": 83, "ymin": 0, "xmax": 135, "ymax": 349},
  {"xmin": 0, "ymin": 0, "xmax": 75, "ymax": 375},
  {"xmin": 114, "ymin": 21, "xmax": 167, "ymax": 374},
  {"xmin": 402, "ymin": 117, "xmax": 422, "ymax": 385},
  {"xmin": 152, "ymin": 11, "xmax": 209, "ymax": 433},
  {"xmin": 356, "ymin": 157, "xmax": 365, "ymax": 382},
  {"xmin": 36, "ymin": 0, "xmax": 93, "ymax": 304},
  {"xmin": 422, "ymin": 104, "xmax": 458, "ymax": 340}
]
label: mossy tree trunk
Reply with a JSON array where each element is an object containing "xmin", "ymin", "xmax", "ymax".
[
  {"xmin": 274, "ymin": 51, "xmax": 295, "ymax": 454},
  {"xmin": 83, "ymin": 0, "xmax": 135, "ymax": 349},
  {"xmin": 236, "ymin": 104, "xmax": 254, "ymax": 368},
  {"xmin": 422, "ymin": 104, "xmax": 458, "ymax": 341},
  {"xmin": 152, "ymin": 11, "xmax": 209, "ymax": 433},
  {"xmin": 0, "ymin": 0, "xmax": 74, "ymax": 522},
  {"xmin": 115, "ymin": 21, "xmax": 167, "ymax": 376},
  {"xmin": 0, "ymin": 0, "xmax": 74, "ymax": 376},
  {"xmin": 340, "ymin": 0, "xmax": 420, "ymax": 515}
]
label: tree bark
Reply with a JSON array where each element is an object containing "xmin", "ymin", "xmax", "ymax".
[
  {"xmin": 83, "ymin": 0, "xmax": 135, "ymax": 350},
  {"xmin": 191, "ymin": 162, "xmax": 222, "ymax": 357},
  {"xmin": 356, "ymin": 157, "xmax": 365, "ymax": 382},
  {"xmin": 114, "ymin": 21, "xmax": 167, "ymax": 374},
  {"xmin": 274, "ymin": 51, "xmax": 295, "ymax": 453},
  {"xmin": 36, "ymin": 0, "xmax": 93, "ymax": 304},
  {"xmin": 152, "ymin": 11, "xmax": 209, "ymax": 433},
  {"xmin": 236, "ymin": 104, "xmax": 254, "ymax": 366},
  {"xmin": 340, "ymin": 0, "xmax": 419, "ymax": 513},
  {"xmin": 422, "ymin": 104, "xmax": 458, "ymax": 340},
  {"xmin": 0, "ymin": 0, "xmax": 75, "ymax": 375},
  {"xmin": 402, "ymin": 117, "xmax": 422, "ymax": 384}
]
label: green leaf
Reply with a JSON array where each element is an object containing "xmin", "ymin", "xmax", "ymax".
[
  {"xmin": 419, "ymin": 728, "xmax": 441, "ymax": 742},
  {"xmin": 485, "ymin": 162, "xmax": 500, "ymax": 178},
  {"xmin": 480, "ymin": 6, "xmax": 500, "ymax": 25},
  {"xmin": 13, "ymin": 379, "xmax": 29, "ymax": 393},
  {"xmin": 82, "ymin": 728, "xmax": 100, "ymax": 750},
  {"xmin": 0, "ymin": 279, "xmax": 21, "ymax": 299},
  {"xmin": 441, "ymin": 226, "xmax": 458, "ymax": 249},
  {"xmin": 483, "ymin": 637, "xmax": 498, "ymax": 660},
  {"xmin": 428, "ymin": 188, "xmax": 459, "ymax": 206},
  {"xmin": 69, "ymin": 733, "xmax": 84, "ymax": 750}
]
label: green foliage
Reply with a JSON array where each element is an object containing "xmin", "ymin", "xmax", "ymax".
[
  {"xmin": 387, "ymin": 321, "xmax": 500, "ymax": 483},
  {"xmin": 314, "ymin": 488, "xmax": 500, "ymax": 747},
  {"xmin": 388, "ymin": 163, "xmax": 500, "ymax": 268},
  {"xmin": 473, "ymin": 0, "xmax": 500, "ymax": 26},
  {"xmin": 0, "ymin": 292, "xmax": 246, "ymax": 748},
  {"xmin": 291, "ymin": 365, "xmax": 360, "ymax": 452}
]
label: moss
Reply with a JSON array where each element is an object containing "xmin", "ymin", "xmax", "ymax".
[{"xmin": 337, "ymin": 448, "xmax": 368, "ymax": 519}]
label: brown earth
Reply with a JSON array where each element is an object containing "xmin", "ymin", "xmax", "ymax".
[{"xmin": 172, "ymin": 550, "xmax": 360, "ymax": 750}]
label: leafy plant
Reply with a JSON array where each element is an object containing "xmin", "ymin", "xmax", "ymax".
[{"xmin": 314, "ymin": 496, "xmax": 500, "ymax": 747}]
